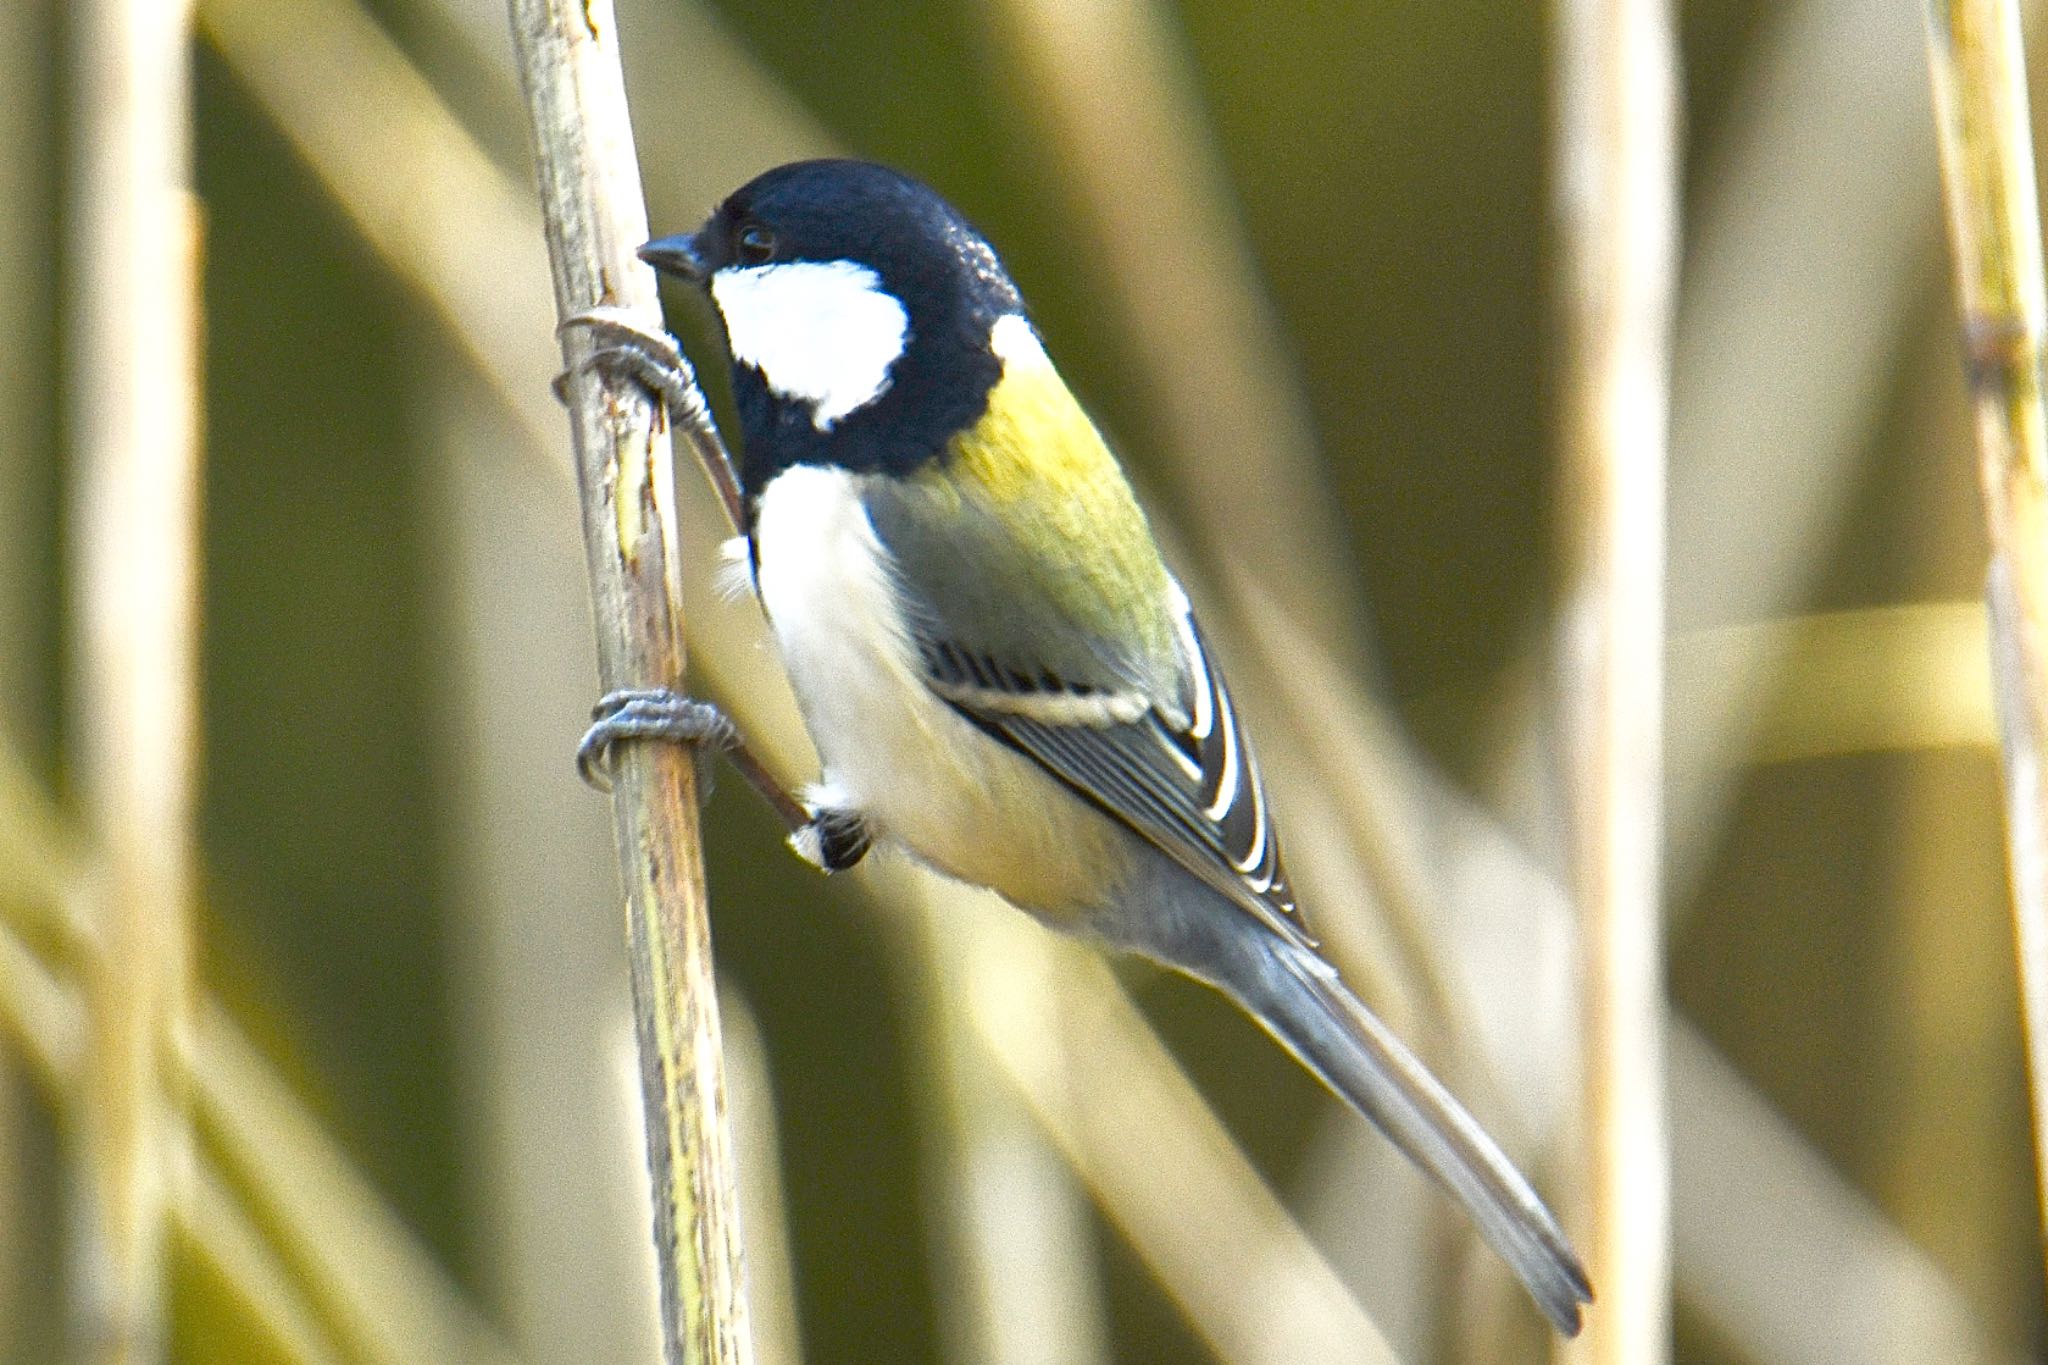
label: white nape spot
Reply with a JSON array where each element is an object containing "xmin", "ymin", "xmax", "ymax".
[
  {"xmin": 710, "ymin": 260, "xmax": 908, "ymax": 430},
  {"xmin": 989, "ymin": 313, "xmax": 1048, "ymax": 368}
]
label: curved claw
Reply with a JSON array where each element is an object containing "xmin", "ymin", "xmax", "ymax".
[
  {"xmin": 576, "ymin": 687, "xmax": 737, "ymax": 792},
  {"xmin": 556, "ymin": 308, "xmax": 749, "ymax": 535},
  {"xmin": 558, "ymin": 306, "xmax": 685, "ymax": 364},
  {"xmin": 554, "ymin": 307, "xmax": 699, "ymax": 400},
  {"xmin": 576, "ymin": 732, "xmax": 617, "ymax": 792}
]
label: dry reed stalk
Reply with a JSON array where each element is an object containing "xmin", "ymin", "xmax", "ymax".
[
  {"xmin": 504, "ymin": 1, "xmax": 751, "ymax": 1360},
  {"xmin": 65, "ymin": 0, "xmax": 202, "ymax": 1354},
  {"xmin": 0, "ymin": 908, "xmax": 507, "ymax": 1365},
  {"xmin": 1923, "ymin": 0, "xmax": 2048, "ymax": 1270},
  {"xmin": 1551, "ymin": 0, "xmax": 1678, "ymax": 1359},
  {"xmin": 206, "ymin": 0, "xmax": 1393, "ymax": 1350}
]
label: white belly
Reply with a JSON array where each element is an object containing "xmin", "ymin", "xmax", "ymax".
[{"xmin": 750, "ymin": 465, "xmax": 1123, "ymax": 916}]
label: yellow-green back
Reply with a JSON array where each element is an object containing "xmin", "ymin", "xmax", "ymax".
[{"xmin": 860, "ymin": 331, "xmax": 1180, "ymax": 697}]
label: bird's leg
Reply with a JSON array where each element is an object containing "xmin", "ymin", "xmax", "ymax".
[
  {"xmin": 558, "ymin": 316, "xmax": 858, "ymax": 868},
  {"xmin": 555, "ymin": 307, "xmax": 747, "ymax": 533},
  {"xmin": 577, "ymin": 687, "xmax": 869, "ymax": 873}
]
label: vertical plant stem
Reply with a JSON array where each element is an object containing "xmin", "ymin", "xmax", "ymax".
[
  {"xmin": 1923, "ymin": 0, "xmax": 2048, "ymax": 1272},
  {"xmin": 65, "ymin": 0, "xmax": 202, "ymax": 1354},
  {"xmin": 503, "ymin": 3, "xmax": 752, "ymax": 1363},
  {"xmin": 1552, "ymin": 0, "xmax": 1677, "ymax": 1359}
]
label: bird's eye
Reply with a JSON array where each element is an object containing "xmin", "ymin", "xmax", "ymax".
[{"xmin": 737, "ymin": 225, "xmax": 776, "ymax": 265}]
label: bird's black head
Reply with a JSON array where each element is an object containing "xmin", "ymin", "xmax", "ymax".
[{"xmin": 640, "ymin": 160, "xmax": 1024, "ymax": 497}]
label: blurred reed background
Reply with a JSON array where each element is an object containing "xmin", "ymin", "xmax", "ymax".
[{"xmin": 1, "ymin": 0, "xmax": 2044, "ymax": 1361}]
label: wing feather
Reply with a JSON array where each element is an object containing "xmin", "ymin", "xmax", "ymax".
[
  {"xmin": 854, "ymin": 463, "xmax": 1303, "ymax": 945},
  {"xmin": 925, "ymin": 581, "xmax": 1310, "ymax": 950}
]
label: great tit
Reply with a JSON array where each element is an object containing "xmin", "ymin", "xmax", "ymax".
[{"xmin": 585, "ymin": 157, "xmax": 1591, "ymax": 1336}]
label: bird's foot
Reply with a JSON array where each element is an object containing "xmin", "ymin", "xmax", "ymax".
[
  {"xmin": 576, "ymin": 687, "xmax": 735, "ymax": 792},
  {"xmin": 576, "ymin": 687, "xmax": 871, "ymax": 872},
  {"xmin": 554, "ymin": 307, "xmax": 711, "ymax": 429}
]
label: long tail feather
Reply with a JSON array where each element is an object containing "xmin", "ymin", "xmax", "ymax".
[{"xmin": 1231, "ymin": 935, "xmax": 1592, "ymax": 1335}]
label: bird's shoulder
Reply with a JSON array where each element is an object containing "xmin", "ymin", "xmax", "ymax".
[{"xmin": 858, "ymin": 354, "xmax": 1181, "ymax": 701}]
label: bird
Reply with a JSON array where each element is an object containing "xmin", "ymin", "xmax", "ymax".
[{"xmin": 574, "ymin": 157, "xmax": 1591, "ymax": 1336}]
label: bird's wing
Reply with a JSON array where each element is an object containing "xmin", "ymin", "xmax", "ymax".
[
  {"xmin": 934, "ymin": 584, "xmax": 1312, "ymax": 951},
  {"xmin": 862, "ymin": 473, "xmax": 1310, "ymax": 948}
]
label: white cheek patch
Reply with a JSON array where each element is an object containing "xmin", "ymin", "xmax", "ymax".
[{"xmin": 710, "ymin": 260, "xmax": 910, "ymax": 430}]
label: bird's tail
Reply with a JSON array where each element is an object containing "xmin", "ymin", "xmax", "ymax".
[{"xmin": 1223, "ymin": 932, "xmax": 1592, "ymax": 1336}]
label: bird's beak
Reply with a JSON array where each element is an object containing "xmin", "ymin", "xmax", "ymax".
[{"xmin": 638, "ymin": 233, "xmax": 707, "ymax": 283}]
